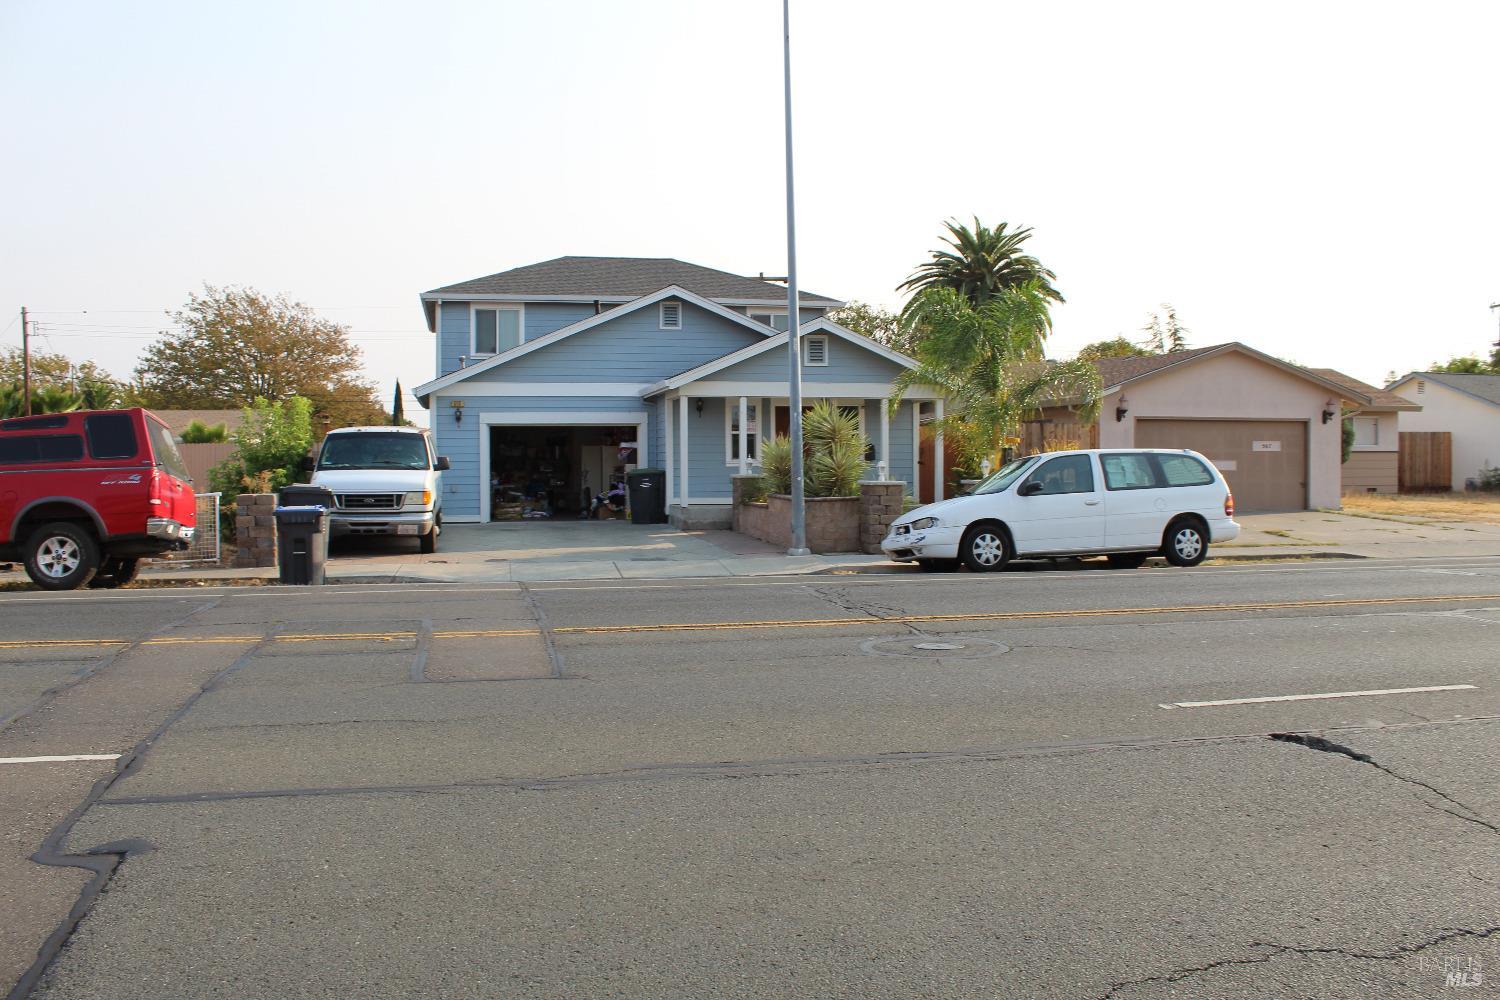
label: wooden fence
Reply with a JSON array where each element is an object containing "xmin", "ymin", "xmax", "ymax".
[
  {"xmin": 179, "ymin": 442, "xmax": 235, "ymax": 491},
  {"xmin": 1398, "ymin": 431, "xmax": 1451, "ymax": 492}
]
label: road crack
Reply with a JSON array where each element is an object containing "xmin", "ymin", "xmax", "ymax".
[
  {"xmin": 804, "ymin": 586, "xmax": 917, "ymax": 634},
  {"xmin": 1100, "ymin": 925, "xmax": 1500, "ymax": 998},
  {"xmin": 1269, "ymin": 732, "xmax": 1499, "ymax": 835}
]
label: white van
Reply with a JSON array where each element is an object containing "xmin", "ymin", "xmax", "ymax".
[
  {"xmin": 306, "ymin": 427, "xmax": 449, "ymax": 553},
  {"xmin": 882, "ymin": 448, "xmax": 1239, "ymax": 572}
]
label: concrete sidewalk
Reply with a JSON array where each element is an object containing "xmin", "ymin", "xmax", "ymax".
[{"xmin": 4, "ymin": 510, "xmax": 1500, "ymax": 588}]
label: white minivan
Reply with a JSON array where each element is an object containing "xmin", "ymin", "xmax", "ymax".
[{"xmin": 882, "ymin": 449, "xmax": 1239, "ymax": 572}]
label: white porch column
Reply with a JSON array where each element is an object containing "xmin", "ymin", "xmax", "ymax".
[
  {"xmin": 679, "ymin": 395, "xmax": 691, "ymax": 509},
  {"xmin": 664, "ymin": 399, "xmax": 675, "ymax": 507},
  {"xmin": 737, "ymin": 396, "xmax": 749, "ymax": 476},
  {"xmin": 911, "ymin": 402, "xmax": 921, "ymax": 492},
  {"xmin": 933, "ymin": 398, "xmax": 945, "ymax": 501},
  {"xmin": 879, "ymin": 400, "xmax": 890, "ymax": 481}
]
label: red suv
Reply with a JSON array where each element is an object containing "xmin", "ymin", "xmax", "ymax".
[{"xmin": 0, "ymin": 408, "xmax": 197, "ymax": 589}]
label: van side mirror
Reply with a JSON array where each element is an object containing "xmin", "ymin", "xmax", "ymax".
[
  {"xmin": 1018, "ymin": 480, "xmax": 1044, "ymax": 497},
  {"xmin": 300, "ymin": 456, "xmax": 315, "ymax": 472},
  {"xmin": 435, "ymin": 456, "xmax": 451, "ymax": 471}
]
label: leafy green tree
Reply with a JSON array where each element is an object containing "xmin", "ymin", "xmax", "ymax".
[
  {"xmin": 1429, "ymin": 349, "xmax": 1499, "ymax": 375},
  {"xmin": 828, "ymin": 302, "xmax": 907, "ymax": 351},
  {"xmin": 890, "ymin": 284, "xmax": 1101, "ymax": 470},
  {"xmin": 0, "ymin": 347, "xmax": 127, "ymax": 413},
  {"xmin": 898, "ymin": 218, "xmax": 1062, "ymax": 316},
  {"xmin": 210, "ymin": 397, "xmax": 314, "ymax": 494},
  {"xmin": 391, "ymin": 381, "xmax": 406, "ymax": 426},
  {"xmin": 181, "ymin": 419, "xmax": 229, "ymax": 443},
  {"xmin": 1142, "ymin": 305, "xmax": 1189, "ymax": 353},
  {"xmin": 136, "ymin": 286, "xmax": 388, "ymax": 429},
  {"xmin": 1076, "ymin": 337, "xmax": 1153, "ymax": 362},
  {"xmin": 0, "ymin": 383, "xmax": 85, "ymax": 419}
]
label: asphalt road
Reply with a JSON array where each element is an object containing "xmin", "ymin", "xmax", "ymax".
[{"xmin": 2, "ymin": 555, "xmax": 1499, "ymax": 998}]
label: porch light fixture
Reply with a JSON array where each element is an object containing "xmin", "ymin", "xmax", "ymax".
[
  {"xmin": 1115, "ymin": 396, "xmax": 1129, "ymax": 422},
  {"xmin": 451, "ymin": 399, "xmax": 465, "ymax": 425},
  {"xmin": 695, "ymin": 398, "xmax": 704, "ymax": 416},
  {"xmin": 1322, "ymin": 398, "xmax": 1337, "ymax": 424}
]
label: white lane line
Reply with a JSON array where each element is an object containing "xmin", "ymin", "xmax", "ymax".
[
  {"xmin": 0, "ymin": 753, "xmax": 122, "ymax": 765},
  {"xmin": 1160, "ymin": 684, "xmax": 1477, "ymax": 710}
]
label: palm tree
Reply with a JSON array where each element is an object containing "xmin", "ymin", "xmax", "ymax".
[
  {"xmin": 898, "ymin": 218, "xmax": 1063, "ymax": 316},
  {"xmin": 890, "ymin": 284, "xmax": 1100, "ymax": 470}
]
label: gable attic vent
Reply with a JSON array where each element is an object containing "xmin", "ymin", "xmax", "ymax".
[
  {"xmin": 804, "ymin": 335, "xmax": 829, "ymax": 366},
  {"xmin": 660, "ymin": 301, "xmax": 682, "ymax": 330},
  {"xmin": 1417, "ymin": 379, "xmax": 1425, "ymax": 394}
]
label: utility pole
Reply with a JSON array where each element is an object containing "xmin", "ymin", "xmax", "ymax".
[
  {"xmin": 20, "ymin": 306, "xmax": 31, "ymax": 416},
  {"xmin": 782, "ymin": 0, "xmax": 808, "ymax": 556}
]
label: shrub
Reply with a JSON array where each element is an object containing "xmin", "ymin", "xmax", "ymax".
[
  {"xmin": 759, "ymin": 435, "xmax": 793, "ymax": 495},
  {"xmin": 1478, "ymin": 464, "xmax": 1500, "ymax": 492},
  {"xmin": 181, "ymin": 419, "xmax": 229, "ymax": 443},
  {"xmin": 801, "ymin": 399, "xmax": 869, "ymax": 497},
  {"xmin": 210, "ymin": 397, "xmax": 313, "ymax": 496}
]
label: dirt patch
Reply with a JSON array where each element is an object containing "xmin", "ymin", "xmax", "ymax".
[{"xmin": 1340, "ymin": 493, "xmax": 1500, "ymax": 524}]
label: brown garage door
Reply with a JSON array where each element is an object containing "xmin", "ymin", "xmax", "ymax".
[{"xmin": 1134, "ymin": 419, "xmax": 1308, "ymax": 511}]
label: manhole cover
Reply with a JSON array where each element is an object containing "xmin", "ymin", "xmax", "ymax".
[{"xmin": 860, "ymin": 635, "xmax": 1010, "ymax": 659}]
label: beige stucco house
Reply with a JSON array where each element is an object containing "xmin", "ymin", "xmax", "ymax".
[
  {"xmin": 1305, "ymin": 370, "xmax": 1421, "ymax": 494},
  {"xmin": 1387, "ymin": 372, "xmax": 1500, "ymax": 490},
  {"xmin": 1037, "ymin": 343, "xmax": 1375, "ymax": 511}
]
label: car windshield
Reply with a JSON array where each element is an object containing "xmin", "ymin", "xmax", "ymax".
[
  {"xmin": 970, "ymin": 456, "xmax": 1042, "ymax": 495},
  {"xmin": 318, "ymin": 433, "xmax": 430, "ymax": 471}
]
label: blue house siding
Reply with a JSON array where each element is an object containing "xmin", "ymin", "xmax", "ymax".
[
  {"xmin": 437, "ymin": 301, "xmax": 602, "ymax": 378},
  {"xmin": 464, "ymin": 301, "xmax": 764, "ymax": 384},
  {"xmin": 709, "ymin": 339, "xmax": 907, "ymax": 384},
  {"xmin": 431, "ymin": 394, "xmax": 652, "ymax": 518},
  {"xmin": 437, "ymin": 302, "xmax": 470, "ymax": 377}
]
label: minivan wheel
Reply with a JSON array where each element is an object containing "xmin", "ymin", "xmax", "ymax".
[
  {"xmin": 24, "ymin": 522, "xmax": 101, "ymax": 590},
  {"xmin": 1163, "ymin": 519, "xmax": 1208, "ymax": 567},
  {"xmin": 959, "ymin": 525, "xmax": 1011, "ymax": 573},
  {"xmin": 1106, "ymin": 552, "xmax": 1148, "ymax": 569}
]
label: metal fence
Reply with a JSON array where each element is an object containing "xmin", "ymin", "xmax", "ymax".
[{"xmin": 165, "ymin": 492, "xmax": 222, "ymax": 564}]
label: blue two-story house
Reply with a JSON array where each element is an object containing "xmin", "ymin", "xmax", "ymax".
[{"xmin": 412, "ymin": 256, "xmax": 945, "ymax": 528}]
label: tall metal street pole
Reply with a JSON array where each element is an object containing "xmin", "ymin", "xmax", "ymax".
[
  {"xmin": 782, "ymin": 0, "xmax": 808, "ymax": 555},
  {"xmin": 20, "ymin": 306, "xmax": 32, "ymax": 416}
]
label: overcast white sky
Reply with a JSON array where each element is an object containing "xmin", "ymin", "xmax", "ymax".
[{"xmin": 3, "ymin": 0, "xmax": 1498, "ymax": 425}]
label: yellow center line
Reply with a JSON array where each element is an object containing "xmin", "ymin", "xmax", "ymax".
[{"xmin": 0, "ymin": 593, "xmax": 1495, "ymax": 651}]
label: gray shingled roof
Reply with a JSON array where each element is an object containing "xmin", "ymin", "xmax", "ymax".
[
  {"xmin": 425, "ymin": 256, "xmax": 839, "ymax": 304},
  {"xmin": 1405, "ymin": 371, "xmax": 1500, "ymax": 407},
  {"xmin": 1306, "ymin": 369, "xmax": 1420, "ymax": 411}
]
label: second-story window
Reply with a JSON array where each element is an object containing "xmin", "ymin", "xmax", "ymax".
[
  {"xmin": 749, "ymin": 310, "xmax": 791, "ymax": 331},
  {"xmin": 473, "ymin": 306, "xmax": 521, "ymax": 355}
]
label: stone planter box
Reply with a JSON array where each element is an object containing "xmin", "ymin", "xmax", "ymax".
[
  {"xmin": 736, "ymin": 494, "xmax": 860, "ymax": 553},
  {"xmin": 732, "ymin": 476, "xmax": 906, "ymax": 555}
]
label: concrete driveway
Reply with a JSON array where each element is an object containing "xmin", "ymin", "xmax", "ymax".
[{"xmin": 325, "ymin": 520, "xmax": 889, "ymax": 582}]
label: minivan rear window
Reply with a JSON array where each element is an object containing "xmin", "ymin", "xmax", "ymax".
[
  {"xmin": 1155, "ymin": 454, "xmax": 1214, "ymax": 486},
  {"xmin": 86, "ymin": 412, "xmax": 139, "ymax": 460},
  {"xmin": 1101, "ymin": 453, "xmax": 1160, "ymax": 491},
  {"xmin": 0, "ymin": 434, "xmax": 86, "ymax": 465}
]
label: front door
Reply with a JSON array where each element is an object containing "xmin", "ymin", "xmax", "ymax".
[{"xmin": 1007, "ymin": 454, "xmax": 1106, "ymax": 554}]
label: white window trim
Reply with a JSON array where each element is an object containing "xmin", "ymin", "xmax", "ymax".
[
  {"xmin": 659, "ymin": 300, "xmax": 683, "ymax": 330},
  {"xmin": 803, "ymin": 334, "xmax": 830, "ymax": 367},
  {"xmin": 1351, "ymin": 415, "xmax": 1384, "ymax": 450},
  {"xmin": 470, "ymin": 303, "xmax": 525, "ymax": 358},
  {"xmin": 725, "ymin": 401, "xmax": 760, "ymax": 466}
]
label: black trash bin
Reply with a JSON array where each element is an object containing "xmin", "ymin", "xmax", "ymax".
[
  {"xmin": 274, "ymin": 505, "xmax": 329, "ymax": 585},
  {"xmin": 279, "ymin": 483, "xmax": 335, "ymax": 510},
  {"xmin": 626, "ymin": 468, "xmax": 667, "ymax": 524}
]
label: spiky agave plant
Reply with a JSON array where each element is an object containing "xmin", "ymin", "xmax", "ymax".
[
  {"xmin": 802, "ymin": 399, "xmax": 869, "ymax": 497},
  {"xmin": 758, "ymin": 434, "xmax": 794, "ymax": 495}
]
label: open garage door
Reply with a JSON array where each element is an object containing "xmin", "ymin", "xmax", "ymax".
[{"xmin": 1134, "ymin": 419, "xmax": 1308, "ymax": 511}]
